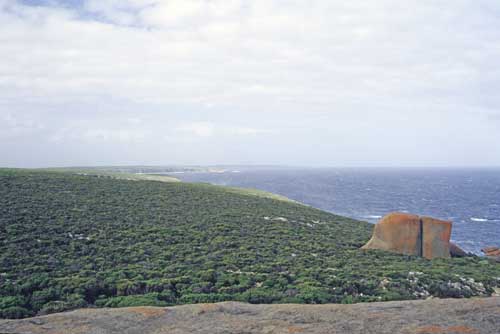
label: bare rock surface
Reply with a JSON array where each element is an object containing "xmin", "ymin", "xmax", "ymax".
[
  {"xmin": 421, "ymin": 216, "xmax": 451, "ymax": 259},
  {"xmin": 449, "ymin": 242, "xmax": 468, "ymax": 257},
  {"xmin": 362, "ymin": 213, "xmax": 453, "ymax": 259},
  {"xmin": 1, "ymin": 297, "xmax": 499, "ymax": 334},
  {"xmin": 482, "ymin": 247, "xmax": 500, "ymax": 263},
  {"xmin": 361, "ymin": 212, "xmax": 422, "ymax": 256}
]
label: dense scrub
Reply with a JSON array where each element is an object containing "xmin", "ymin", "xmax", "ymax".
[{"xmin": 1, "ymin": 169, "xmax": 499, "ymax": 319}]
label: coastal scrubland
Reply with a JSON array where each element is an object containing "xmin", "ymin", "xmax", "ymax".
[{"xmin": 1, "ymin": 169, "xmax": 499, "ymax": 319}]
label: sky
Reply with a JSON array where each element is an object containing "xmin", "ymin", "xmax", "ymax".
[{"xmin": 1, "ymin": 0, "xmax": 500, "ymax": 167}]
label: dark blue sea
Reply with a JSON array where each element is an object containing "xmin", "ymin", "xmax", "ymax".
[{"xmin": 170, "ymin": 168, "xmax": 500, "ymax": 254}]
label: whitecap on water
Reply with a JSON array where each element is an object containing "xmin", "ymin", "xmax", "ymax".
[{"xmin": 470, "ymin": 217, "xmax": 489, "ymax": 222}]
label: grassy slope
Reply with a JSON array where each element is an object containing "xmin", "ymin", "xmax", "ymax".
[
  {"xmin": 0, "ymin": 169, "xmax": 499, "ymax": 319},
  {"xmin": 40, "ymin": 167, "xmax": 181, "ymax": 183},
  {"xmin": 42, "ymin": 167, "xmax": 293, "ymax": 202}
]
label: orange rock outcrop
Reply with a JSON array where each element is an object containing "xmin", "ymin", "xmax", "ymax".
[
  {"xmin": 482, "ymin": 247, "xmax": 500, "ymax": 262},
  {"xmin": 361, "ymin": 212, "xmax": 452, "ymax": 259},
  {"xmin": 421, "ymin": 216, "xmax": 452, "ymax": 259}
]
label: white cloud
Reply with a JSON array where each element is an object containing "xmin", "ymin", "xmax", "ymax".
[
  {"xmin": 1, "ymin": 0, "xmax": 500, "ymax": 166},
  {"xmin": 228, "ymin": 127, "xmax": 273, "ymax": 136},
  {"xmin": 174, "ymin": 122, "xmax": 274, "ymax": 138},
  {"xmin": 47, "ymin": 120, "xmax": 148, "ymax": 144},
  {"xmin": 139, "ymin": 0, "xmax": 205, "ymax": 27},
  {"xmin": 0, "ymin": 112, "xmax": 45, "ymax": 140},
  {"xmin": 83, "ymin": 128, "xmax": 146, "ymax": 143},
  {"xmin": 176, "ymin": 122, "xmax": 214, "ymax": 137},
  {"xmin": 82, "ymin": 0, "xmax": 243, "ymax": 28}
]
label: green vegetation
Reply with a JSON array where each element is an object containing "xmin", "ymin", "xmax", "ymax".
[
  {"xmin": 41, "ymin": 167, "xmax": 180, "ymax": 183},
  {"xmin": 1, "ymin": 169, "xmax": 499, "ymax": 319}
]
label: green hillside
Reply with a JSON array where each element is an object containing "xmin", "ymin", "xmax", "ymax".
[
  {"xmin": 1, "ymin": 169, "xmax": 499, "ymax": 319},
  {"xmin": 41, "ymin": 167, "xmax": 181, "ymax": 183}
]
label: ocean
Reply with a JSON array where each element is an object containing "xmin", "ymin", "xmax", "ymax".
[{"xmin": 170, "ymin": 167, "xmax": 500, "ymax": 255}]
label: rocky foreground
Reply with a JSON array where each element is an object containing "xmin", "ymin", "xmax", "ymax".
[{"xmin": 1, "ymin": 297, "xmax": 499, "ymax": 334}]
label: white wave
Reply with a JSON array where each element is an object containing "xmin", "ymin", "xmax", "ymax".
[
  {"xmin": 470, "ymin": 217, "xmax": 489, "ymax": 222},
  {"xmin": 363, "ymin": 215, "xmax": 382, "ymax": 219}
]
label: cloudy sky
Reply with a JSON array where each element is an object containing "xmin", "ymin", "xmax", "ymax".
[{"xmin": 1, "ymin": 0, "xmax": 500, "ymax": 167}]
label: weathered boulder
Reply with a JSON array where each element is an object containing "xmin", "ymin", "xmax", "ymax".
[
  {"xmin": 421, "ymin": 216, "xmax": 451, "ymax": 259},
  {"xmin": 482, "ymin": 246, "xmax": 500, "ymax": 257},
  {"xmin": 449, "ymin": 242, "xmax": 468, "ymax": 257},
  {"xmin": 482, "ymin": 247, "xmax": 500, "ymax": 262},
  {"xmin": 361, "ymin": 213, "xmax": 421, "ymax": 256},
  {"xmin": 361, "ymin": 212, "xmax": 452, "ymax": 259}
]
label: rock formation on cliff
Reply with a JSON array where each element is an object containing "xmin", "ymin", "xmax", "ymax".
[
  {"xmin": 449, "ymin": 242, "xmax": 468, "ymax": 257},
  {"xmin": 361, "ymin": 212, "xmax": 452, "ymax": 259},
  {"xmin": 482, "ymin": 246, "xmax": 500, "ymax": 262}
]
